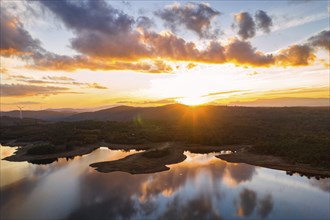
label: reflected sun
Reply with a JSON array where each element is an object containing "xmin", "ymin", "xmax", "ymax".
[{"xmin": 177, "ymin": 96, "xmax": 209, "ymax": 106}]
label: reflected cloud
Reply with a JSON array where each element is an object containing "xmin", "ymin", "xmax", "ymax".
[
  {"xmin": 223, "ymin": 163, "xmax": 257, "ymax": 187},
  {"xmin": 158, "ymin": 195, "xmax": 222, "ymax": 220},
  {"xmin": 0, "ymin": 148, "xmax": 328, "ymax": 219},
  {"xmin": 310, "ymin": 178, "xmax": 330, "ymax": 192},
  {"xmin": 236, "ymin": 188, "xmax": 257, "ymax": 217},
  {"xmin": 258, "ymin": 194, "xmax": 274, "ymax": 219}
]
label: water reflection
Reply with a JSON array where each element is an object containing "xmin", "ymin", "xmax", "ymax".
[{"xmin": 1, "ymin": 146, "xmax": 329, "ymax": 220}]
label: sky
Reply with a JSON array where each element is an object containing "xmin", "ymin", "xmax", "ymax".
[{"xmin": 0, "ymin": 0, "xmax": 329, "ymax": 110}]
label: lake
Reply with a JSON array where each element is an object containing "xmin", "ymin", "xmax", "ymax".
[{"xmin": 1, "ymin": 145, "xmax": 329, "ymax": 220}]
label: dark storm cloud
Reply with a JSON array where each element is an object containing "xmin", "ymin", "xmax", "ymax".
[
  {"xmin": 255, "ymin": 10, "xmax": 272, "ymax": 33},
  {"xmin": 225, "ymin": 39, "xmax": 274, "ymax": 66},
  {"xmin": 0, "ymin": 8, "xmax": 41, "ymax": 55},
  {"xmin": 155, "ymin": 2, "xmax": 221, "ymax": 38},
  {"xmin": 307, "ymin": 30, "xmax": 330, "ymax": 52},
  {"xmin": 233, "ymin": 12, "xmax": 256, "ymax": 40}
]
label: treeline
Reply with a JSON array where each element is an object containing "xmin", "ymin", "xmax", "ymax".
[{"xmin": 0, "ymin": 107, "xmax": 329, "ymax": 168}]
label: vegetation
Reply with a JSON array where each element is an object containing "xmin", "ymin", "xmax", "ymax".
[
  {"xmin": 1, "ymin": 106, "xmax": 329, "ymax": 169},
  {"xmin": 27, "ymin": 144, "xmax": 60, "ymax": 155},
  {"xmin": 142, "ymin": 148, "xmax": 170, "ymax": 158}
]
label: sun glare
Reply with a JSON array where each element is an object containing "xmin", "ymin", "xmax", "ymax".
[{"xmin": 177, "ymin": 96, "xmax": 209, "ymax": 106}]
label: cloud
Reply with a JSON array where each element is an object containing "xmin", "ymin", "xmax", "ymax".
[
  {"xmin": 144, "ymin": 31, "xmax": 226, "ymax": 63},
  {"xmin": 143, "ymin": 31, "xmax": 198, "ymax": 60},
  {"xmin": 274, "ymin": 30, "xmax": 329, "ymax": 66},
  {"xmin": 307, "ymin": 30, "xmax": 330, "ymax": 52},
  {"xmin": 38, "ymin": 0, "xmax": 134, "ymax": 35},
  {"xmin": 288, "ymin": 0, "xmax": 313, "ymax": 5},
  {"xmin": 70, "ymin": 31, "xmax": 149, "ymax": 59},
  {"xmin": 42, "ymin": 76, "xmax": 74, "ymax": 81},
  {"xmin": 1, "ymin": 0, "xmax": 151, "ymax": 71},
  {"xmin": 10, "ymin": 75, "xmax": 108, "ymax": 90},
  {"xmin": 233, "ymin": 10, "xmax": 272, "ymax": 39},
  {"xmin": 39, "ymin": 0, "xmax": 149, "ymax": 60},
  {"xmin": 229, "ymin": 97, "xmax": 329, "ymax": 107},
  {"xmin": 255, "ymin": 10, "xmax": 272, "ymax": 33},
  {"xmin": 186, "ymin": 63, "xmax": 197, "ymax": 69},
  {"xmin": 233, "ymin": 12, "xmax": 256, "ymax": 40},
  {"xmin": 0, "ymin": 84, "xmax": 71, "ymax": 97},
  {"xmin": 1, "ymin": 101, "xmax": 42, "ymax": 106},
  {"xmin": 0, "ymin": 7, "xmax": 41, "ymax": 56},
  {"xmin": 225, "ymin": 38, "xmax": 274, "ymax": 66},
  {"xmin": 136, "ymin": 16, "xmax": 154, "ymax": 30},
  {"xmin": 116, "ymin": 98, "xmax": 180, "ymax": 105},
  {"xmin": 4, "ymin": 74, "xmax": 33, "ymax": 80},
  {"xmin": 203, "ymin": 90, "xmax": 246, "ymax": 97},
  {"xmin": 86, "ymin": 83, "xmax": 108, "ymax": 90},
  {"xmin": 0, "ymin": 67, "xmax": 8, "ymax": 74},
  {"xmin": 155, "ymin": 2, "xmax": 221, "ymax": 38},
  {"xmin": 20, "ymin": 79, "xmax": 85, "ymax": 86},
  {"xmin": 27, "ymin": 53, "xmax": 173, "ymax": 73},
  {"xmin": 1, "ymin": 4, "xmax": 327, "ymax": 72},
  {"xmin": 275, "ymin": 44, "xmax": 315, "ymax": 66}
]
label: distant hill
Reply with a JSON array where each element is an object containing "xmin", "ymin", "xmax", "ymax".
[
  {"xmin": 0, "ymin": 110, "xmax": 76, "ymax": 121},
  {"xmin": 1, "ymin": 104, "xmax": 328, "ymax": 122},
  {"xmin": 65, "ymin": 104, "xmax": 190, "ymax": 122}
]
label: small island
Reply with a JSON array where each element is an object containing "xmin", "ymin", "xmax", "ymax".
[{"xmin": 90, "ymin": 144, "xmax": 187, "ymax": 174}]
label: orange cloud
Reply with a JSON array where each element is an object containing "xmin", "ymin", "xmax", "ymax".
[
  {"xmin": 1, "ymin": 84, "xmax": 74, "ymax": 97},
  {"xmin": 275, "ymin": 44, "xmax": 315, "ymax": 66},
  {"xmin": 28, "ymin": 55, "xmax": 173, "ymax": 73},
  {"xmin": 1, "ymin": 5, "xmax": 329, "ymax": 73},
  {"xmin": 86, "ymin": 83, "xmax": 108, "ymax": 90}
]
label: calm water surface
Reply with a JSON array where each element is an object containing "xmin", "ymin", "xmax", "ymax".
[{"xmin": 1, "ymin": 145, "xmax": 329, "ymax": 220}]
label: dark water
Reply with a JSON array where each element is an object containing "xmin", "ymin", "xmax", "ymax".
[{"xmin": 1, "ymin": 146, "xmax": 329, "ymax": 220}]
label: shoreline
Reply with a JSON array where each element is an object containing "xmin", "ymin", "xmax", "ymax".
[
  {"xmin": 1, "ymin": 141, "xmax": 329, "ymax": 177},
  {"xmin": 2, "ymin": 142, "xmax": 100, "ymax": 162},
  {"xmin": 217, "ymin": 146, "xmax": 330, "ymax": 178}
]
